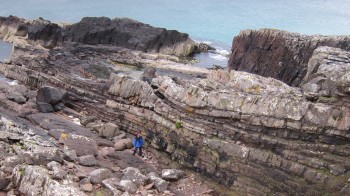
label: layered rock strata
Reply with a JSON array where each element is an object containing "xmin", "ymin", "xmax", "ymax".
[
  {"xmin": 1, "ymin": 58, "xmax": 350, "ymax": 195},
  {"xmin": 1, "ymin": 16, "xmax": 350, "ymax": 195},
  {"xmin": 0, "ymin": 16, "xmax": 209, "ymax": 56},
  {"xmin": 228, "ymin": 29, "xmax": 350, "ymax": 86}
]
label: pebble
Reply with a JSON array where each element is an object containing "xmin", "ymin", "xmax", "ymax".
[
  {"xmin": 67, "ymin": 163, "xmax": 75, "ymax": 169},
  {"xmin": 82, "ymin": 183, "xmax": 93, "ymax": 192},
  {"xmin": 73, "ymin": 176, "xmax": 80, "ymax": 182},
  {"xmin": 112, "ymin": 166, "xmax": 121, "ymax": 172},
  {"xmin": 76, "ymin": 172, "xmax": 87, "ymax": 179}
]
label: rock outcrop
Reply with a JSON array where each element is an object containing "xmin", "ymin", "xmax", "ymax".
[
  {"xmin": 1, "ymin": 16, "xmax": 350, "ymax": 195},
  {"xmin": 65, "ymin": 17, "xmax": 195, "ymax": 56},
  {"xmin": 228, "ymin": 29, "xmax": 350, "ymax": 86},
  {"xmin": 2, "ymin": 56, "xmax": 350, "ymax": 194},
  {"xmin": 0, "ymin": 16, "xmax": 210, "ymax": 56},
  {"xmin": 302, "ymin": 46, "xmax": 350, "ymax": 102},
  {"xmin": 13, "ymin": 165, "xmax": 84, "ymax": 196}
]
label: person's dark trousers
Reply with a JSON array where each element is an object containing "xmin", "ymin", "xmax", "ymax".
[{"xmin": 133, "ymin": 147, "xmax": 142, "ymax": 156}]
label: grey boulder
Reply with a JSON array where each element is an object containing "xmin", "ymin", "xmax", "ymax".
[
  {"xmin": 121, "ymin": 167, "xmax": 147, "ymax": 186},
  {"xmin": 7, "ymin": 91, "xmax": 27, "ymax": 104},
  {"xmin": 89, "ymin": 168, "xmax": 111, "ymax": 184},
  {"xmin": 78, "ymin": 155, "xmax": 97, "ymax": 166},
  {"xmin": 161, "ymin": 169, "xmax": 185, "ymax": 181},
  {"xmin": 147, "ymin": 172, "xmax": 169, "ymax": 192},
  {"xmin": 36, "ymin": 102, "xmax": 54, "ymax": 113},
  {"xmin": 36, "ymin": 86, "xmax": 66, "ymax": 105},
  {"xmin": 118, "ymin": 180, "xmax": 137, "ymax": 194}
]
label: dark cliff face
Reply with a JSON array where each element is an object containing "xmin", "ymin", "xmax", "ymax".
[
  {"xmin": 0, "ymin": 16, "xmax": 29, "ymax": 38},
  {"xmin": 228, "ymin": 29, "xmax": 350, "ymax": 86},
  {"xmin": 64, "ymin": 17, "xmax": 193, "ymax": 55},
  {"xmin": 0, "ymin": 16, "xmax": 196, "ymax": 56}
]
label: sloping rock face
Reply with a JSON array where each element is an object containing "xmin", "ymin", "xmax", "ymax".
[
  {"xmin": 0, "ymin": 16, "xmax": 198, "ymax": 56},
  {"xmin": 228, "ymin": 29, "xmax": 350, "ymax": 86},
  {"xmin": 1, "ymin": 17, "xmax": 350, "ymax": 194},
  {"xmin": 0, "ymin": 16, "xmax": 29, "ymax": 41},
  {"xmin": 2, "ymin": 56, "xmax": 350, "ymax": 195},
  {"xmin": 13, "ymin": 165, "xmax": 84, "ymax": 196},
  {"xmin": 65, "ymin": 17, "xmax": 195, "ymax": 56}
]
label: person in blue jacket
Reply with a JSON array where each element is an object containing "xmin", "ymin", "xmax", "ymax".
[{"xmin": 132, "ymin": 132, "xmax": 144, "ymax": 156}]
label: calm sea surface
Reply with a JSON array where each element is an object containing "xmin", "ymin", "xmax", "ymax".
[
  {"xmin": 1, "ymin": 0, "xmax": 350, "ymax": 66},
  {"xmin": 0, "ymin": 40, "xmax": 12, "ymax": 62}
]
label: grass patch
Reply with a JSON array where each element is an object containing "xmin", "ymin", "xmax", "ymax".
[{"xmin": 175, "ymin": 121, "xmax": 183, "ymax": 129}]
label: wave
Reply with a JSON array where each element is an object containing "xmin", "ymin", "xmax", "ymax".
[
  {"xmin": 202, "ymin": 41, "xmax": 212, "ymax": 45},
  {"xmin": 8, "ymin": 80, "xmax": 18, "ymax": 86},
  {"xmin": 214, "ymin": 48, "xmax": 230, "ymax": 56},
  {"xmin": 209, "ymin": 53, "xmax": 228, "ymax": 61}
]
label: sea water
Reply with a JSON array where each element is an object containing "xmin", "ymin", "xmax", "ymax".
[
  {"xmin": 0, "ymin": 0, "xmax": 350, "ymax": 67},
  {"xmin": 0, "ymin": 40, "xmax": 12, "ymax": 62}
]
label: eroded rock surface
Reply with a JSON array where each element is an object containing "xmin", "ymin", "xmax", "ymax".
[
  {"xmin": 1, "ymin": 15, "xmax": 350, "ymax": 196},
  {"xmin": 0, "ymin": 16, "xmax": 211, "ymax": 57},
  {"xmin": 13, "ymin": 165, "xmax": 84, "ymax": 196},
  {"xmin": 228, "ymin": 29, "xmax": 350, "ymax": 86}
]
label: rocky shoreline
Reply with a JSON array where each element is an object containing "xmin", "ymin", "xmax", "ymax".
[
  {"xmin": 228, "ymin": 29, "xmax": 350, "ymax": 86},
  {"xmin": 0, "ymin": 15, "xmax": 350, "ymax": 195}
]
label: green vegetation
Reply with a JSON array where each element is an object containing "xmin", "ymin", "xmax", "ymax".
[
  {"xmin": 317, "ymin": 168, "xmax": 331, "ymax": 176},
  {"xmin": 19, "ymin": 168, "xmax": 25, "ymax": 176},
  {"xmin": 96, "ymin": 190, "xmax": 107, "ymax": 196},
  {"xmin": 175, "ymin": 121, "xmax": 182, "ymax": 129}
]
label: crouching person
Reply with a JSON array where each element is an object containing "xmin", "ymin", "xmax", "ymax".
[{"xmin": 132, "ymin": 132, "xmax": 144, "ymax": 156}]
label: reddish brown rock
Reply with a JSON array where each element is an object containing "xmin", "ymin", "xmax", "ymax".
[{"xmin": 228, "ymin": 29, "xmax": 350, "ymax": 86}]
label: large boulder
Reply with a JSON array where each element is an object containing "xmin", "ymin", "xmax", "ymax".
[
  {"xmin": 121, "ymin": 167, "xmax": 147, "ymax": 186},
  {"xmin": 89, "ymin": 168, "xmax": 111, "ymax": 184},
  {"xmin": 80, "ymin": 116, "xmax": 95, "ymax": 126},
  {"xmin": 36, "ymin": 86, "xmax": 66, "ymax": 105},
  {"xmin": 302, "ymin": 47, "xmax": 350, "ymax": 100},
  {"xmin": 13, "ymin": 165, "xmax": 84, "ymax": 196},
  {"xmin": 161, "ymin": 169, "xmax": 185, "ymax": 181},
  {"xmin": 6, "ymin": 85, "xmax": 29, "ymax": 98},
  {"xmin": 2, "ymin": 155, "xmax": 25, "ymax": 168},
  {"xmin": 30, "ymin": 145, "xmax": 63, "ymax": 165},
  {"xmin": 118, "ymin": 180, "xmax": 137, "ymax": 194},
  {"xmin": 59, "ymin": 133, "xmax": 98, "ymax": 156},
  {"xmin": 7, "ymin": 91, "xmax": 26, "ymax": 104},
  {"xmin": 99, "ymin": 122, "xmax": 118, "ymax": 138},
  {"xmin": 53, "ymin": 102, "xmax": 65, "ymax": 111},
  {"xmin": 114, "ymin": 138, "xmax": 133, "ymax": 151},
  {"xmin": 36, "ymin": 102, "xmax": 54, "ymax": 113},
  {"xmin": 102, "ymin": 178, "xmax": 123, "ymax": 195},
  {"xmin": 63, "ymin": 150, "xmax": 78, "ymax": 162},
  {"xmin": 147, "ymin": 172, "xmax": 169, "ymax": 192},
  {"xmin": 77, "ymin": 155, "xmax": 97, "ymax": 166}
]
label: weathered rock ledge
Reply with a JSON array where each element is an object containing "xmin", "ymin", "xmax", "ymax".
[
  {"xmin": 0, "ymin": 16, "xmax": 350, "ymax": 195},
  {"xmin": 1, "ymin": 49, "xmax": 350, "ymax": 194},
  {"xmin": 0, "ymin": 15, "xmax": 212, "ymax": 57},
  {"xmin": 228, "ymin": 29, "xmax": 350, "ymax": 86}
]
